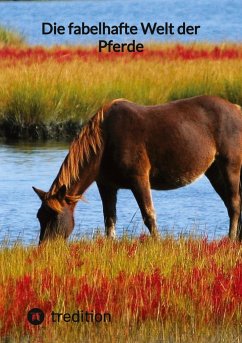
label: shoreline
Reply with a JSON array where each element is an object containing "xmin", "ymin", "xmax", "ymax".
[{"xmin": 0, "ymin": 120, "xmax": 82, "ymax": 140}]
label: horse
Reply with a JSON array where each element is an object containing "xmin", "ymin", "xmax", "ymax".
[{"xmin": 33, "ymin": 95, "xmax": 242, "ymax": 244}]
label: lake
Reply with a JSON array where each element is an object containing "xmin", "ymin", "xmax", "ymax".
[
  {"xmin": 0, "ymin": 142, "xmax": 228, "ymax": 244},
  {"xmin": 0, "ymin": 0, "xmax": 241, "ymax": 45}
]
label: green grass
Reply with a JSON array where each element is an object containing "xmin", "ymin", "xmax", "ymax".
[
  {"xmin": 0, "ymin": 26, "xmax": 25, "ymax": 46},
  {"xmin": 0, "ymin": 43, "xmax": 241, "ymax": 139}
]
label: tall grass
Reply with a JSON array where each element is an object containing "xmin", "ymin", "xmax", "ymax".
[
  {"xmin": 0, "ymin": 57, "xmax": 241, "ymax": 137},
  {"xmin": 0, "ymin": 236, "xmax": 241, "ymax": 342},
  {"xmin": 0, "ymin": 26, "xmax": 25, "ymax": 46}
]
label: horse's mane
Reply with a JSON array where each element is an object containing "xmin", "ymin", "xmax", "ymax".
[{"xmin": 48, "ymin": 99, "xmax": 128, "ymax": 207}]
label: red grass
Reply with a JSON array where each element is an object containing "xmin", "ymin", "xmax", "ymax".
[
  {"xmin": 1, "ymin": 263, "xmax": 241, "ymax": 335},
  {"xmin": 0, "ymin": 45, "xmax": 241, "ymax": 65},
  {"xmin": 0, "ymin": 238, "xmax": 241, "ymax": 338}
]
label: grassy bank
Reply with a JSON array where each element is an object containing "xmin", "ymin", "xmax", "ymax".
[
  {"xmin": 0, "ymin": 236, "xmax": 241, "ymax": 342},
  {"xmin": 0, "ymin": 44, "xmax": 241, "ymax": 139},
  {"xmin": 0, "ymin": 26, "xmax": 25, "ymax": 47}
]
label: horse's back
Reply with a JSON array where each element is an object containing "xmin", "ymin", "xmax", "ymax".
[
  {"xmin": 104, "ymin": 95, "xmax": 242, "ymax": 149},
  {"xmin": 101, "ymin": 96, "xmax": 242, "ymax": 189}
]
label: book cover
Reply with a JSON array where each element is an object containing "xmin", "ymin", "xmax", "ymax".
[{"xmin": 0, "ymin": 0, "xmax": 241, "ymax": 342}]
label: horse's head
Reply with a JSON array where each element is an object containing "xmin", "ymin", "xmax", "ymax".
[{"xmin": 33, "ymin": 185, "xmax": 78, "ymax": 244}]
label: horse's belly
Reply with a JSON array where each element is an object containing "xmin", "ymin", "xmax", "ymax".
[
  {"xmin": 150, "ymin": 171, "xmax": 204, "ymax": 190},
  {"xmin": 149, "ymin": 141, "xmax": 216, "ymax": 190}
]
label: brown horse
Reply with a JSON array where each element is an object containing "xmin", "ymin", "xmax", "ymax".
[{"xmin": 33, "ymin": 95, "xmax": 242, "ymax": 243}]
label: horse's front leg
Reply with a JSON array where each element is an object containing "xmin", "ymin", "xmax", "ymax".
[
  {"xmin": 131, "ymin": 176, "xmax": 159, "ymax": 238},
  {"xmin": 97, "ymin": 183, "xmax": 117, "ymax": 238}
]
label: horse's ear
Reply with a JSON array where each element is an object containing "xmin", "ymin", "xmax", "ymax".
[
  {"xmin": 56, "ymin": 185, "xmax": 67, "ymax": 201},
  {"xmin": 32, "ymin": 187, "xmax": 46, "ymax": 201}
]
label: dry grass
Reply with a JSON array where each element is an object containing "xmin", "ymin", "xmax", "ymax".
[{"xmin": 0, "ymin": 57, "xmax": 241, "ymax": 129}]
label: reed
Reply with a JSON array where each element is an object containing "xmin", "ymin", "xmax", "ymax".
[{"xmin": 0, "ymin": 52, "xmax": 242, "ymax": 139}]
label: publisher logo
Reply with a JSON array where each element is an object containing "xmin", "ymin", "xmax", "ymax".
[{"xmin": 27, "ymin": 308, "xmax": 45, "ymax": 325}]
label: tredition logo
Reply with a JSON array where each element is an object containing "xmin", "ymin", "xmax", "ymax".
[
  {"xmin": 27, "ymin": 308, "xmax": 45, "ymax": 325},
  {"xmin": 27, "ymin": 308, "xmax": 111, "ymax": 325}
]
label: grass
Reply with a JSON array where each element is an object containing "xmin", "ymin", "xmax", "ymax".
[
  {"xmin": 0, "ymin": 26, "xmax": 25, "ymax": 47},
  {"xmin": 0, "ymin": 43, "xmax": 241, "ymax": 139},
  {"xmin": 0, "ymin": 235, "xmax": 241, "ymax": 342}
]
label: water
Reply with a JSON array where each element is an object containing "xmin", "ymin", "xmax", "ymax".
[
  {"xmin": 0, "ymin": 0, "xmax": 241, "ymax": 45},
  {"xmin": 0, "ymin": 142, "xmax": 228, "ymax": 245}
]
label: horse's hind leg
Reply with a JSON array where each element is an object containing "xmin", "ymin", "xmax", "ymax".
[
  {"xmin": 205, "ymin": 162, "xmax": 228, "ymax": 208},
  {"xmin": 219, "ymin": 158, "xmax": 241, "ymax": 240},
  {"xmin": 131, "ymin": 176, "xmax": 159, "ymax": 238},
  {"xmin": 97, "ymin": 183, "xmax": 117, "ymax": 238}
]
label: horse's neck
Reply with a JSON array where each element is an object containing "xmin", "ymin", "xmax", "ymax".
[
  {"xmin": 50, "ymin": 152, "xmax": 101, "ymax": 196},
  {"xmin": 68, "ymin": 157, "xmax": 100, "ymax": 196}
]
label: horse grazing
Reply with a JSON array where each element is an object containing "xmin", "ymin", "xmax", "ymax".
[{"xmin": 33, "ymin": 95, "xmax": 242, "ymax": 244}]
